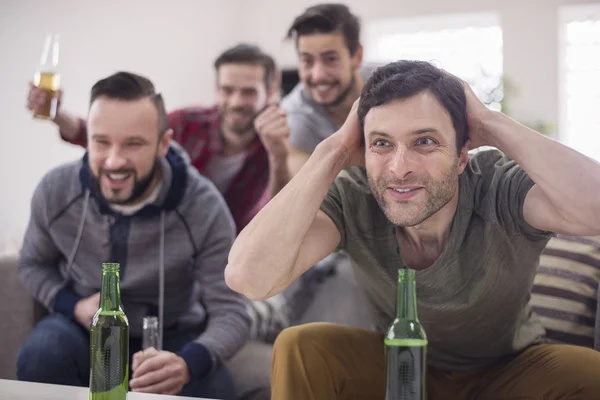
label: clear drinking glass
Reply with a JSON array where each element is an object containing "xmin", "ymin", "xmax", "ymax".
[{"xmin": 142, "ymin": 316, "xmax": 160, "ymax": 350}]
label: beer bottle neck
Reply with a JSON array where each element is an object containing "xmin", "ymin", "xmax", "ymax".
[
  {"xmin": 395, "ymin": 268, "xmax": 418, "ymax": 321},
  {"xmin": 40, "ymin": 33, "xmax": 59, "ymax": 70},
  {"xmin": 100, "ymin": 263, "xmax": 122, "ymax": 312}
]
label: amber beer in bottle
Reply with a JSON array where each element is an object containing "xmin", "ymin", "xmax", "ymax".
[
  {"xmin": 32, "ymin": 32, "xmax": 60, "ymax": 120},
  {"xmin": 89, "ymin": 263, "xmax": 129, "ymax": 400},
  {"xmin": 384, "ymin": 267, "xmax": 427, "ymax": 400}
]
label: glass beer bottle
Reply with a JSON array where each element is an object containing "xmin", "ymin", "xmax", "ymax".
[
  {"xmin": 90, "ymin": 263, "xmax": 129, "ymax": 400},
  {"xmin": 32, "ymin": 32, "xmax": 60, "ymax": 120},
  {"xmin": 384, "ymin": 267, "xmax": 427, "ymax": 400}
]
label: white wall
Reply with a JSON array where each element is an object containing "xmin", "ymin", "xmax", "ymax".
[
  {"xmin": 0, "ymin": 0, "xmax": 243, "ymax": 251},
  {"xmin": 2, "ymin": 0, "xmax": 599, "ymax": 251},
  {"xmin": 240, "ymin": 0, "xmax": 599, "ymax": 133}
]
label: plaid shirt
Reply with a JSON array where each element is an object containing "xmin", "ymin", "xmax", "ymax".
[{"xmin": 65, "ymin": 105, "xmax": 270, "ymax": 233}]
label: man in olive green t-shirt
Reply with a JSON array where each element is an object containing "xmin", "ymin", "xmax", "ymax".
[{"xmin": 225, "ymin": 60, "xmax": 600, "ymax": 399}]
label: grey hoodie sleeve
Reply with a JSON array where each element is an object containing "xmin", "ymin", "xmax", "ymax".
[
  {"xmin": 17, "ymin": 174, "xmax": 74, "ymax": 313},
  {"xmin": 181, "ymin": 193, "xmax": 250, "ymax": 368}
]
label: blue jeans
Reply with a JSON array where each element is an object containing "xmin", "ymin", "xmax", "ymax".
[{"xmin": 17, "ymin": 314, "xmax": 236, "ymax": 400}]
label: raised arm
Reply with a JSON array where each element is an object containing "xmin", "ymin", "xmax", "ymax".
[
  {"xmin": 253, "ymin": 105, "xmax": 293, "ymax": 198},
  {"xmin": 225, "ymin": 101, "xmax": 363, "ymax": 300},
  {"xmin": 463, "ymin": 82, "xmax": 600, "ymax": 236},
  {"xmin": 287, "ymin": 144, "xmax": 312, "ymax": 178},
  {"xmin": 27, "ymin": 83, "xmax": 87, "ymax": 145},
  {"xmin": 253, "ymin": 110, "xmax": 314, "ymax": 199}
]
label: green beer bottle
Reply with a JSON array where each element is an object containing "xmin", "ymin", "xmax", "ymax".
[
  {"xmin": 384, "ymin": 267, "xmax": 427, "ymax": 400},
  {"xmin": 89, "ymin": 263, "xmax": 129, "ymax": 400}
]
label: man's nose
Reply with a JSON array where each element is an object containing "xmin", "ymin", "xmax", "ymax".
[
  {"xmin": 227, "ymin": 91, "xmax": 245, "ymax": 109},
  {"xmin": 104, "ymin": 148, "xmax": 127, "ymax": 170},
  {"xmin": 389, "ymin": 146, "xmax": 417, "ymax": 180},
  {"xmin": 310, "ymin": 62, "xmax": 329, "ymax": 83}
]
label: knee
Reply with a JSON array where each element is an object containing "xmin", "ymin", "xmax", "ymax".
[
  {"xmin": 565, "ymin": 347, "xmax": 600, "ymax": 393},
  {"xmin": 274, "ymin": 323, "xmax": 317, "ymax": 353},
  {"xmin": 273, "ymin": 322, "xmax": 337, "ymax": 362},
  {"xmin": 17, "ymin": 315, "xmax": 86, "ymax": 381},
  {"xmin": 16, "ymin": 338, "xmax": 58, "ymax": 381},
  {"xmin": 546, "ymin": 345, "xmax": 600, "ymax": 395},
  {"xmin": 16, "ymin": 340, "xmax": 41, "ymax": 380}
]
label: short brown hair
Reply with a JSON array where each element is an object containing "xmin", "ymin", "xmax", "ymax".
[
  {"xmin": 286, "ymin": 3, "xmax": 361, "ymax": 55},
  {"xmin": 90, "ymin": 71, "xmax": 168, "ymax": 137},
  {"xmin": 358, "ymin": 61, "xmax": 469, "ymax": 152},
  {"xmin": 214, "ymin": 44, "xmax": 277, "ymax": 90}
]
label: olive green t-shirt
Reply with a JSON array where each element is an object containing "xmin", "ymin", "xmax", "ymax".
[{"xmin": 320, "ymin": 148, "xmax": 554, "ymax": 370}]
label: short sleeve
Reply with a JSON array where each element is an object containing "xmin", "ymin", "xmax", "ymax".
[
  {"xmin": 287, "ymin": 112, "xmax": 323, "ymax": 154},
  {"xmin": 319, "ymin": 177, "xmax": 348, "ymax": 251},
  {"xmin": 472, "ymin": 149, "xmax": 554, "ymax": 238}
]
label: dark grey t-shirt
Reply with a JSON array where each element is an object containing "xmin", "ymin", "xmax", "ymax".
[
  {"xmin": 320, "ymin": 149, "xmax": 554, "ymax": 370},
  {"xmin": 281, "ymin": 65, "xmax": 376, "ymax": 153}
]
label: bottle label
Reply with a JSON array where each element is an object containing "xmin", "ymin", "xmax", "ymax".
[
  {"xmin": 90, "ymin": 322, "xmax": 129, "ymax": 399},
  {"xmin": 385, "ymin": 340, "xmax": 427, "ymax": 400}
]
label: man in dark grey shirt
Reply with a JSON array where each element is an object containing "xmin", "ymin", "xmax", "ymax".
[{"xmin": 226, "ymin": 60, "xmax": 600, "ymax": 399}]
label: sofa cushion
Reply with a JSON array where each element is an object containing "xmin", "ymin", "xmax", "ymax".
[
  {"xmin": 531, "ymin": 235, "xmax": 600, "ymax": 350},
  {"xmin": 0, "ymin": 253, "xmax": 47, "ymax": 379}
]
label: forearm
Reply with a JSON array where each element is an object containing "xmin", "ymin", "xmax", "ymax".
[
  {"xmin": 177, "ymin": 281, "xmax": 250, "ymax": 380},
  {"xmin": 193, "ymin": 308, "xmax": 250, "ymax": 364},
  {"xmin": 17, "ymin": 259, "xmax": 69, "ymax": 311},
  {"xmin": 266, "ymin": 155, "xmax": 292, "ymax": 198},
  {"xmin": 485, "ymin": 111, "xmax": 600, "ymax": 227},
  {"xmin": 178, "ymin": 314, "xmax": 249, "ymax": 382},
  {"xmin": 226, "ymin": 138, "xmax": 348, "ymax": 298},
  {"xmin": 54, "ymin": 110, "xmax": 87, "ymax": 145}
]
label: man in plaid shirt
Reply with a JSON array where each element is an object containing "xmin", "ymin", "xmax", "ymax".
[{"xmin": 27, "ymin": 44, "xmax": 291, "ymax": 234}]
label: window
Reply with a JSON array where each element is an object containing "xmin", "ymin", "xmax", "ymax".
[
  {"xmin": 363, "ymin": 12, "xmax": 503, "ymax": 111},
  {"xmin": 559, "ymin": 5, "xmax": 600, "ymax": 161}
]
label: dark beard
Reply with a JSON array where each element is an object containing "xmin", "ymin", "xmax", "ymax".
[
  {"xmin": 316, "ymin": 73, "xmax": 357, "ymax": 109},
  {"xmin": 89, "ymin": 159, "xmax": 159, "ymax": 206}
]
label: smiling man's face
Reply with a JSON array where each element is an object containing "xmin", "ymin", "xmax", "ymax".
[
  {"xmin": 297, "ymin": 31, "xmax": 360, "ymax": 107},
  {"xmin": 364, "ymin": 91, "xmax": 468, "ymax": 227},
  {"xmin": 87, "ymin": 96, "xmax": 170, "ymax": 205}
]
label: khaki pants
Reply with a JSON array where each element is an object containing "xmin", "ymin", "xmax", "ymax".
[{"xmin": 271, "ymin": 322, "xmax": 600, "ymax": 400}]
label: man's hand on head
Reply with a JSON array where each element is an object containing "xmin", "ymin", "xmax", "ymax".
[
  {"xmin": 73, "ymin": 292, "xmax": 100, "ymax": 330},
  {"xmin": 130, "ymin": 348, "xmax": 191, "ymax": 395},
  {"xmin": 330, "ymin": 98, "xmax": 364, "ymax": 168},
  {"xmin": 441, "ymin": 70, "xmax": 496, "ymax": 150},
  {"xmin": 254, "ymin": 105, "xmax": 290, "ymax": 162}
]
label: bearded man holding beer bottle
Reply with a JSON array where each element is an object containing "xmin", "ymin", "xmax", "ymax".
[
  {"xmin": 224, "ymin": 60, "xmax": 600, "ymax": 400},
  {"xmin": 18, "ymin": 71, "xmax": 248, "ymax": 399}
]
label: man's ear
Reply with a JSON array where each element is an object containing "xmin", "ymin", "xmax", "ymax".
[
  {"xmin": 457, "ymin": 140, "xmax": 471, "ymax": 174},
  {"xmin": 352, "ymin": 44, "xmax": 364, "ymax": 68},
  {"xmin": 158, "ymin": 128, "xmax": 173, "ymax": 158}
]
